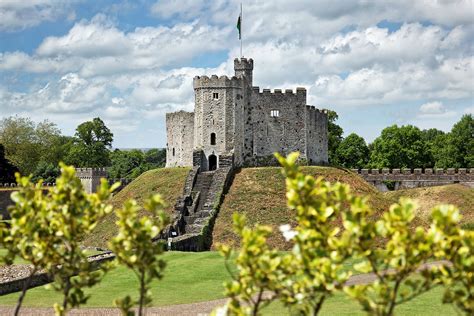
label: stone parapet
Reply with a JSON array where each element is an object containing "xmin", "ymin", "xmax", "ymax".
[
  {"xmin": 193, "ymin": 75, "xmax": 242, "ymax": 89},
  {"xmin": 352, "ymin": 168, "xmax": 474, "ymax": 190}
]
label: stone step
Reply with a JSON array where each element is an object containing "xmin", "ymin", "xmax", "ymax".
[{"xmin": 186, "ymin": 224, "xmax": 204, "ymax": 234}]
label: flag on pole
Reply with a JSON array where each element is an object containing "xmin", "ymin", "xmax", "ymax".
[{"xmin": 236, "ymin": 14, "xmax": 241, "ymax": 39}]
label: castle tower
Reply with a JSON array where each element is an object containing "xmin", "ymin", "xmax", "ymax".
[
  {"xmin": 234, "ymin": 58, "xmax": 253, "ymax": 87},
  {"xmin": 193, "ymin": 75, "xmax": 245, "ymax": 170}
]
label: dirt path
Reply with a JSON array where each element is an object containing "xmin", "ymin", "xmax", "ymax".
[{"xmin": 0, "ymin": 260, "xmax": 449, "ymax": 316}]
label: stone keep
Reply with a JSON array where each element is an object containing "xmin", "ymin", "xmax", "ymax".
[{"xmin": 166, "ymin": 58, "xmax": 328, "ymax": 170}]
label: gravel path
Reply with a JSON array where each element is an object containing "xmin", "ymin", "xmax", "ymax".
[{"xmin": 0, "ymin": 260, "xmax": 449, "ymax": 316}]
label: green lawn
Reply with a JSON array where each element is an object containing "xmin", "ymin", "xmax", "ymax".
[{"xmin": 0, "ymin": 252, "xmax": 458, "ymax": 315}]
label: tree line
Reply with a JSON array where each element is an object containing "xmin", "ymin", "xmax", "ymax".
[
  {"xmin": 0, "ymin": 116, "xmax": 166, "ymax": 183},
  {"xmin": 328, "ymin": 112, "xmax": 473, "ymax": 169}
]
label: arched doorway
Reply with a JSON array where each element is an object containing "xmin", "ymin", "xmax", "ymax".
[{"xmin": 208, "ymin": 154, "xmax": 217, "ymax": 171}]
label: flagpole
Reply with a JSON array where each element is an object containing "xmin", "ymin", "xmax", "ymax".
[{"xmin": 240, "ymin": 2, "xmax": 243, "ymax": 58}]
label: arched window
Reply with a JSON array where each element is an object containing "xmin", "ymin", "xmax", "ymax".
[{"xmin": 210, "ymin": 133, "xmax": 216, "ymax": 145}]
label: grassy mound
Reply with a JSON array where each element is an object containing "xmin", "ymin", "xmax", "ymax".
[
  {"xmin": 212, "ymin": 166, "xmax": 391, "ymax": 250},
  {"xmin": 384, "ymin": 184, "xmax": 474, "ymax": 229},
  {"xmin": 82, "ymin": 167, "xmax": 189, "ymax": 248}
]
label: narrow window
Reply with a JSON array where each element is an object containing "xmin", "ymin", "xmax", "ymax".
[
  {"xmin": 213, "ymin": 92, "xmax": 219, "ymax": 100},
  {"xmin": 172, "ymin": 148, "xmax": 175, "ymax": 156},
  {"xmin": 211, "ymin": 133, "xmax": 216, "ymax": 145},
  {"xmin": 270, "ymin": 110, "xmax": 280, "ymax": 117}
]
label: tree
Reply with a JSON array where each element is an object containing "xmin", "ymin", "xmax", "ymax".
[
  {"xmin": 445, "ymin": 114, "xmax": 473, "ymax": 168},
  {"xmin": 144, "ymin": 148, "xmax": 166, "ymax": 168},
  {"xmin": 0, "ymin": 116, "xmax": 64, "ymax": 176},
  {"xmin": 368, "ymin": 125, "xmax": 431, "ymax": 168},
  {"xmin": 335, "ymin": 133, "xmax": 369, "ymax": 168},
  {"xmin": 0, "ymin": 144, "xmax": 18, "ymax": 183},
  {"xmin": 65, "ymin": 118, "xmax": 113, "ymax": 168},
  {"xmin": 109, "ymin": 195, "xmax": 168, "ymax": 316},
  {"xmin": 431, "ymin": 115, "xmax": 473, "ymax": 168},
  {"xmin": 109, "ymin": 149, "xmax": 145, "ymax": 179},
  {"xmin": 0, "ymin": 116, "xmax": 41, "ymax": 175},
  {"xmin": 326, "ymin": 110, "xmax": 344, "ymax": 165},
  {"xmin": 31, "ymin": 161, "xmax": 60, "ymax": 184},
  {"xmin": 0, "ymin": 165, "xmax": 116, "ymax": 315}
]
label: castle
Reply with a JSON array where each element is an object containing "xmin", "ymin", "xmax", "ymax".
[{"xmin": 165, "ymin": 58, "xmax": 328, "ymax": 170}]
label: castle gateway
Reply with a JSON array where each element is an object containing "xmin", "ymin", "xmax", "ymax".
[{"xmin": 166, "ymin": 58, "xmax": 328, "ymax": 170}]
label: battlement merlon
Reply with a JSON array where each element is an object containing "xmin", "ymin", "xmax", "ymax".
[
  {"xmin": 193, "ymin": 75, "xmax": 243, "ymax": 89},
  {"xmin": 234, "ymin": 58, "xmax": 254, "ymax": 87},
  {"xmin": 251, "ymin": 86, "xmax": 308, "ymax": 104}
]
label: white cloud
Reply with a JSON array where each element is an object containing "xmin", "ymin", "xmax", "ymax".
[
  {"xmin": 1, "ymin": 1, "xmax": 473, "ymax": 146},
  {"xmin": 420, "ymin": 101, "xmax": 446, "ymax": 114},
  {"xmin": 0, "ymin": 0, "xmax": 76, "ymax": 32}
]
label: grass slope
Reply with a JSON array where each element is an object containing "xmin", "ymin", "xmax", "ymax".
[
  {"xmin": 82, "ymin": 167, "xmax": 189, "ymax": 248},
  {"xmin": 384, "ymin": 184, "xmax": 474, "ymax": 228},
  {"xmin": 213, "ymin": 167, "xmax": 391, "ymax": 249}
]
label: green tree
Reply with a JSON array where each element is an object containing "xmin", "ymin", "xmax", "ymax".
[
  {"xmin": 109, "ymin": 195, "xmax": 169, "ymax": 316},
  {"xmin": 368, "ymin": 125, "xmax": 430, "ymax": 168},
  {"xmin": 65, "ymin": 117, "xmax": 113, "ymax": 168},
  {"xmin": 326, "ymin": 110, "xmax": 344, "ymax": 165},
  {"xmin": 0, "ymin": 144, "xmax": 18, "ymax": 183},
  {"xmin": 109, "ymin": 149, "xmax": 145, "ymax": 179},
  {"xmin": 335, "ymin": 133, "xmax": 369, "ymax": 168},
  {"xmin": 0, "ymin": 165, "xmax": 116, "ymax": 315},
  {"xmin": 0, "ymin": 116, "xmax": 41, "ymax": 175},
  {"xmin": 31, "ymin": 161, "xmax": 60, "ymax": 184},
  {"xmin": 144, "ymin": 148, "xmax": 166, "ymax": 168},
  {"xmin": 431, "ymin": 115, "xmax": 473, "ymax": 168},
  {"xmin": 0, "ymin": 116, "xmax": 64, "ymax": 175}
]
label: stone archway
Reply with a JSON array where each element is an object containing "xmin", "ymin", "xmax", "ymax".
[{"xmin": 208, "ymin": 154, "xmax": 218, "ymax": 171}]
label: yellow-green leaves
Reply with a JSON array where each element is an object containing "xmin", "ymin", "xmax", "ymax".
[
  {"xmin": 1, "ymin": 164, "xmax": 115, "ymax": 316},
  {"xmin": 216, "ymin": 152, "xmax": 472, "ymax": 316},
  {"xmin": 109, "ymin": 194, "xmax": 169, "ymax": 316}
]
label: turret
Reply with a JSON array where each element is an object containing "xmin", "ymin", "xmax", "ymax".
[{"xmin": 234, "ymin": 58, "xmax": 253, "ymax": 87}]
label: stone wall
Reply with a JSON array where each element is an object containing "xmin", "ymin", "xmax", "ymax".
[
  {"xmin": 75, "ymin": 168, "xmax": 107, "ymax": 194},
  {"xmin": 193, "ymin": 75, "xmax": 243, "ymax": 170},
  {"xmin": 353, "ymin": 168, "xmax": 474, "ymax": 191},
  {"xmin": 166, "ymin": 111, "xmax": 194, "ymax": 167},
  {"xmin": 249, "ymin": 88, "xmax": 307, "ymax": 159},
  {"xmin": 0, "ymin": 252, "xmax": 115, "ymax": 295},
  {"xmin": 0, "ymin": 190, "xmax": 13, "ymax": 220},
  {"xmin": 305, "ymin": 106, "xmax": 329, "ymax": 164}
]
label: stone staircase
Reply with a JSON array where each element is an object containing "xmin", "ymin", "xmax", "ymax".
[
  {"xmin": 184, "ymin": 171, "xmax": 214, "ymax": 234},
  {"xmin": 167, "ymin": 166, "xmax": 233, "ymax": 251}
]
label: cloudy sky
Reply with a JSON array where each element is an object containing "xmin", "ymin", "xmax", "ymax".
[{"xmin": 0, "ymin": 0, "xmax": 473, "ymax": 148}]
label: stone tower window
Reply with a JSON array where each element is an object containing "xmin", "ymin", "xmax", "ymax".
[
  {"xmin": 210, "ymin": 133, "xmax": 216, "ymax": 145},
  {"xmin": 213, "ymin": 92, "xmax": 219, "ymax": 100},
  {"xmin": 172, "ymin": 148, "xmax": 175, "ymax": 156},
  {"xmin": 270, "ymin": 110, "xmax": 280, "ymax": 117}
]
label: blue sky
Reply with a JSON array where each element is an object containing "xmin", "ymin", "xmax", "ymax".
[{"xmin": 0, "ymin": 0, "xmax": 473, "ymax": 148}]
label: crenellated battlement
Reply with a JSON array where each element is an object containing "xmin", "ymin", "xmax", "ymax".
[
  {"xmin": 234, "ymin": 57, "xmax": 254, "ymax": 70},
  {"xmin": 306, "ymin": 105, "xmax": 328, "ymax": 114},
  {"xmin": 252, "ymin": 86, "xmax": 307, "ymax": 97},
  {"xmin": 352, "ymin": 168, "xmax": 474, "ymax": 190},
  {"xmin": 75, "ymin": 167, "xmax": 107, "ymax": 179},
  {"xmin": 193, "ymin": 75, "xmax": 242, "ymax": 89},
  {"xmin": 75, "ymin": 167, "xmax": 108, "ymax": 193},
  {"xmin": 351, "ymin": 168, "xmax": 472, "ymax": 175}
]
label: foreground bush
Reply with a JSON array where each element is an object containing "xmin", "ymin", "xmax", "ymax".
[
  {"xmin": 0, "ymin": 164, "xmax": 169, "ymax": 316},
  {"xmin": 0, "ymin": 164, "xmax": 116, "ymax": 315},
  {"xmin": 216, "ymin": 153, "xmax": 473, "ymax": 316}
]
